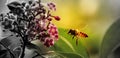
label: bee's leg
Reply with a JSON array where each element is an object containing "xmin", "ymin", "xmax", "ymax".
[
  {"xmin": 72, "ymin": 36, "xmax": 75, "ymax": 39},
  {"xmin": 76, "ymin": 38, "xmax": 78, "ymax": 46}
]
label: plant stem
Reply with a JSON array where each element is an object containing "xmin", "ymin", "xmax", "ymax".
[
  {"xmin": 19, "ymin": 39, "xmax": 25, "ymax": 58},
  {"xmin": 18, "ymin": 31, "xmax": 26, "ymax": 58}
]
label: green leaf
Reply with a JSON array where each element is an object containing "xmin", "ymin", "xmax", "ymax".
[
  {"xmin": 57, "ymin": 52, "xmax": 83, "ymax": 58},
  {"xmin": 100, "ymin": 19, "xmax": 120, "ymax": 58},
  {"xmin": 50, "ymin": 28, "xmax": 89, "ymax": 58}
]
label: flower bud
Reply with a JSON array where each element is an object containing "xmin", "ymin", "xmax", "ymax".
[
  {"xmin": 53, "ymin": 16, "xmax": 60, "ymax": 21},
  {"xmin": 47, "ymin": 18, "xmax": 52, "ymax": 21}
]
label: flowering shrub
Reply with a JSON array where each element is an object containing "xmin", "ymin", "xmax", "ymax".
[{"xmin": 0, "ymin": 0, "xmax": 60, "ymax": 58}]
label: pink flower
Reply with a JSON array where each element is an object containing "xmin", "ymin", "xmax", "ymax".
[
  {"xmin": 47, "ymin": 2, "xmax": 56, "ymax": 11},
  {"xmin": 44, "ymin": 38, "xmax": 54, "ymax": 47},
  {"xmin": 48, "ymin": 23, "xmax": 59, "ymax": 40}
]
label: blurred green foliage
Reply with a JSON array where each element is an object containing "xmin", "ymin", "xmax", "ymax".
[{"xmin": 50, "ymin": 28, "xmax": 89, "ymax": 58}]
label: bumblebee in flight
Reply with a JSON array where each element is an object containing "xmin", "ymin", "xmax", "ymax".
[{"xmin": 68, "ymin": 29, "xmax": 88, "ymax": 45}]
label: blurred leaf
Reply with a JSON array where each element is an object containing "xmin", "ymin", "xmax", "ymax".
[
  {"xmin": 100, "ymin": 19, "xmax": 120, "ymax": 58},
  {"xmin": 58, "ymin": 52, "xmax": 83, "ymax": 58},
  {"xmin": 50, "ymin": 28, "xmax": 89, "ymax": 58}
]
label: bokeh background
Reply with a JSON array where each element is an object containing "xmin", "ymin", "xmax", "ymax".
[
  {"xmin": 1, "ymin": 0, "xmax": 120, "ymax": 58},
  {"xmin": 45, "ymin": 0, "xmax": 120, "ymax": 58}
]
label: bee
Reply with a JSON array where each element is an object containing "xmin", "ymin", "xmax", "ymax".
[{"xmin": 68, "ymin": 29, "xmax": 88, "ymax": 45}]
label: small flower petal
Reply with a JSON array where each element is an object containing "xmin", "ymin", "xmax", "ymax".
[{"xmin": 47, "ymin": 2, "xmax": 56, "ymax": 11}]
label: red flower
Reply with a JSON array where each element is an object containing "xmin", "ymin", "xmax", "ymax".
[{"xmin": 53, "ymin": 16, "xmax": 60, "ymax": 21}]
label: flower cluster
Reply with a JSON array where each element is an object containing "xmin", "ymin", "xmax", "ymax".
[{"xmin": 0, "ymin": 0, "xmax": 60, "ymax": 47}]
